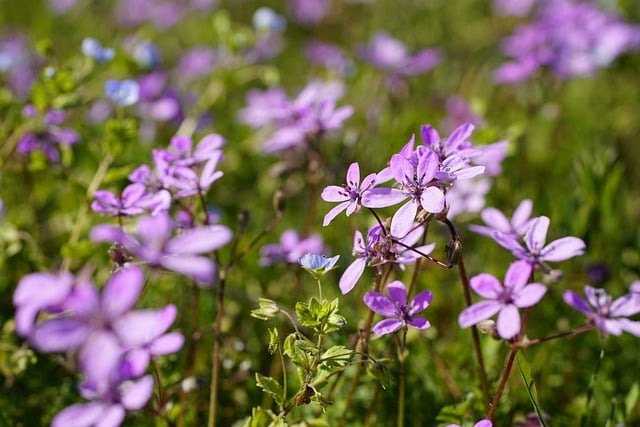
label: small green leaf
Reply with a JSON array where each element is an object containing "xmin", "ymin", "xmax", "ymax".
[
  {"xmin": 255, "ymin": 373, "xmax": 285, "ymax": 406},
  {"xmin": 516, "ymin": 350, "xmax": 547, "ymax": 427},
  {"xmin": 251, "ymin": 298, "xmax": 280, "ymax": 320},
  {"xmin": 268, "ymin": 328, "xmax": 279, "ymax": 355},
  {"xmin": 320, "ymin": 345, "xmax": 353, "ymax": 369}
]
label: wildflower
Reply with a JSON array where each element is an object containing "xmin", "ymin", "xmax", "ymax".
[
  {"xmin": 339, "ymin": 219, "xmax": 435, "ymax": 294},
  {"xmin": 17, "ymin": 105, "xmax": 79, "ymax": 163},
  {"xmin": 459, "ymin": 260, "xmax": 547, "ymax": 339},
  {"xmin": 447, "ymin": 420, "xmax": 492, "ymax": 427},
  {"xmin": 363, "ymin": 280, "xmax": 432, "ymax": 335},
  {"xmin": 91, "ymin": 213, "xmax": 232, "ymax": 286},
  {"xmin": 563, "ymin": 285, "xmax": 640, "ymax": 337},
  {"xmin": 91, "ymin": 183, "xmax": 148, "ymax": 217},
  {"xmin": 289, "ymin": 0, "xmax": 329, "ymax": 25},
  {"xmin": 81, "ymin": 38, "xmax": 115, "ymax": 63},
  {"xmin": 298, "ymin": 253, "xmax": 339, "ymax": 279},
  {"xmin": 304, "ymin": 40, "xmax": 353, "ymax": 75},
  {"xmin": 105, "ymin": 79, "xmax": 140, "ymax": 107},
  {"xmin": 321, "ymin": 162, "xmax": 379, "ymax": 226},
  {"xmin": 469, "ymin": 199, "xmax": 534, "ymax": 240},
  {"xmin": 260, "ymin": 230, "xmax": 327, "ymax": 266},
  {"xmin": 494, "ymin": 216, "xmax": 586, "ymax": 269}
]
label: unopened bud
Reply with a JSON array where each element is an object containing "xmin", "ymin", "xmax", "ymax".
[
  {"xmin": 273, "ymin": 187, "xmax": 286, "ymax": 217},
  {"xmin": 446, "ymin": 236, "xmax": 462, "ymax": 266}
]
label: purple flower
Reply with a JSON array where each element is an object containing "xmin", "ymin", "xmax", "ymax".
[
  {"xmin": 364, "ymin": 280, "xmax": 432, "ymax": 335},
  {"xmin": 339, "ymin": 219, "xmax": 435, "ymax": 294},
  {"xmin": 91, "ymin": 213, "xmax": 232, "ymax": 286},
  {"xmin": 238, "ymin": 81, "xmax": 353, "ymax": 153},
  {"xmin": 16, "ymin": 105, "xmax": 79, "ymax": 163},
  {"xmin": 358, "ymin": 32, "xmax": 440, "ymax": 77},
  {"xmin": 289, "ymin": 0, "xmax": 329, "ymax": 25},
  {"xmin": 260, "ymin": 230, "xmax": 327, "ymax": 266},
  {"xmin": 0, "ymin": 34, "xmax": 41, "ymax": 98},
  {"xmin": 91, "ymin": 183, "xmax": 148, "ymax": 217},
  {"xmin": 469, "ymin": 199, "xmax": 535, "ymax": 240},
  {"xmin": 494, "ymin": 0, "xmax": 640, "ymax": 82},
  {"xmin": 177, "ymin": 47, "xmax": 217, "ymax": 81},
  {"xmin": 321, "ymin": 162, "xmax": 380, "ymax": 226},
  {"xmin": 563, "ymin": 285, "xmax": 640, "ymax": 337},
  {"xmin": 447, "ymin": 420, "xmax": 492, "ymax": 427},
  {"xmin": 304, "ymin": 41, "xmax": 353, "ymax": 75},
  {"xmin": 494, "ymin": 216, "xmax": 586, "ymax": 268},
  {"xmin": 445, "ymin": 177, "xmax": 491, "ymax": 220},
  {"xmin": 459, "ymin": 260, "xmax": 547, "ymax": 339}
]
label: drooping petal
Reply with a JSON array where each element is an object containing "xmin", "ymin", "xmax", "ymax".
[
  {"xmin": 458, "ymin": 300, "xmax": 502, "ymax": 328},
  {"xmin": 540, "ymin": 236, "xmax": 585, "ymax": 262},
  {"xmin": 120, "ymin": 375, "xmax": 154, "ymax": 410},
  {"xmin": 339, "ymin": 258, "xmax": 367, "ymax": 294},
  {"xmin": 409, "ymin": 290, "xmax": 433, "ymax": 315},
  {"xmin": 469, "ymin": 273, "xmax": 502, "ymax": 299},
  {"xmin": 563, "ymin": 290, "xmax": 594, "ymax": 315},
  {"xmin": 420, "ymin": 186, "xmax": 445, "ymax": 213},
  {"xmin": 407, "ymin": 317, "xmax": 430, "ymax": 329},
  {"xmin": 364, "ymin": 291, "xmax": 398, "ymax": 317},
  {"xmin": 372, "ymin": 318, "xmax": 403, "ymax": 335},
  {"xmin": 322, "ymin": 201, "xmax": 350, "ymax": 226},
  {"xmin": 513, "ymin": 283, "xmax": 547, "ymax": 308},
  {"xmin": 496, "ymin": 304, "xmax": 520, "ymax": 339},
  {"xmin": 504, "ymin": 260, "xmax": 532, "ymax": 290},
  {"xmin": 102, "ymin": 266, "xmax": 144, "ymax": 320},
  {"xmin": 51, "ymin": 402, "xmax": 105, "ymax": 427},
  {"xmin": 390, "ymin": 201, "xmax": 417, "ymax": 238}
]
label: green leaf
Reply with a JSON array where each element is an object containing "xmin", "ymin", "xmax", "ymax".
[
  {"xmin": 268, "ymin": 328, "xmax": 279, "ymax": 355},
  {"xmin": 625, "ymin": 382, "xmax": 639, "ymax": 420},
  {"xmin": 250, "ymin": 298, "xmax": 280, "ymax": 320},
  {"xmin": 516, "ymin": 350, "xmax": 547, "ymax": 427},
  {"xmin": 255, "ymin": 373, "xmax": 285, "ymax": 407},
  {"xmin": 320, "ymin": 345, "xmax": 353, "ymax": 369}
]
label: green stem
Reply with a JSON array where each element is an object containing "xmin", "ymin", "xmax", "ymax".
[
  {"xmin": 207, "ymin": 272, "xmax": 226, "ymax": 427},
  {"xmin": 580, "ymin": 343, "xmax": 607, "ymax": 427},
  {"xmin": 397, "ymin": 329, "xmax": 408, "ymax": 427}
]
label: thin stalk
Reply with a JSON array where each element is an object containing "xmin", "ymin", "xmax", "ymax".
[
  {"xmin": 580, "ymin": 344, "xmax": 607, "ymax": 427},
  {"xmin": 397, "ymin": 329, "xmax": 408, "ymax": 427},
  {"xmin": 520, "ymin": 324, "xmax": 595, "ymax": 348},
  {"xmin": 338, "ymin": 266, "xmax": 392, "ymax": 427},
  {"xmin": 208, "ymin": 272, "xmax": 226, "ymax": 427},
  {"xmin": 487, "ymin": 348, "xmax": 518, "ymax": 420}
]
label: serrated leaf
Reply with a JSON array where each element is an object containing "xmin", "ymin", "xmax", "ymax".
[
  {"xmin": 255, "ymin": 373, "xmax": 284, "ymax": 407},
  {"xmin": 320, "ymin": 345, "xmax": 353, "ymax": 369}
]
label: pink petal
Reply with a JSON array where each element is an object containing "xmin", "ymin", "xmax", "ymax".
[
  {"xmin": 51, "ymin": 402, "xmax": 105, "ymax": 427},
  {"xmin": 120, "ymin": 375, "xmax": 154, "ymax": 410},
  {"xmin": 321, "ymin": 185, "xmax": 349, "ymax": 202},
  {"xmin": 148, "ymin": 332, "xmax": 184, "ymax": 355},
  {"xmin": 469, "ymin": 273, "xmax": 502, "ymax": 299},
  {"xmin": 166, "ymin": 225, "xmax": 232, "ymax": 254},
  {"xmin": 161, "ymin": 254, "xmax": 216, "ymax": 285},
  {"xmin": 102, "ymin": 266, "xmax": 144, "ymax": 320},
  {"xmin": 504, "ymin": 260, "xmax": 532, "ymax": 290},
  {"xmin": 563, "ymin": 290, "xmax": 593, "ymax": 315},
  {"xmin": 322, "ymin": 201, "xmax": 350, "ymax": 227},
  {"xmin": 345, "ymin": 162, "xmax": 360, "ymax": 187},
  {"xmin": 95, "ymin": 405, "xmax": 125, "ymax": 427},
  {"xmin": 541, "ymin": 237, "xmax": 585, "ymax": 262},
  {"xmin": 362, "ymin": 187, "xmax": 408, "ymax": 208},
  {"xmin": 458, "ymin": 300, "xmax": 502, "ymax": 328},
  {"xmin": 525, "ymin": 216, "xmax": 549, "ymax": 252},
  {"xmin": 409, "ymin": 290, "xmax": 432, "ymax": 315},
  {"xmin": 511, "ymin": 199, "xmax": 533, "ymax": 230},
  {"xmin": 339, "ymin": 258, "xmax": 366, "ymax": 294},
  {"xmin": 497, "ymin": 305, "xmax": 520, "ymax": 339},
  {"xmin": 364, "ymin": 291, "xmax": 397, "ymax": 317},
  {"xmin": 513, "ymin": 283, "xmax": 547, "ymax": 308},
  {"xmin": 480, "ymin": 208, "xmax": 510, "ymax": 233},
  {"xmin": 420, "ymin": 186, "xmax": 445, "ymax": 213},
  {"xmin": 391, "ymin": 201, "xmax": 417, "ymax": 238}
]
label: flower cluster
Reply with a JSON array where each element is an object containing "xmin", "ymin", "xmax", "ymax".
[
  {"xmin": 17, "ymin": 104, "xmax": 79, "ymax": 163},
  {"xmin": 260, "ymin": 229, "xmax": 328, "ymax": 266},
  {"xmin": 238, "ymin": 80, "xmax": 354, "ymax": 153},
  {"xmin": 494, "ymin": 0, "xmax": 640, "ymax": 82},
  {"xmin": 364, "ymin": 280, "xmax": 432, "ymax": 335},
  {"xmin": 13, "ymin": 266, "xmax": 183, "ymax": 426}
]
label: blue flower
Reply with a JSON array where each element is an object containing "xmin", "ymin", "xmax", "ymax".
[
  {"xmin": 298, "ymin": 253, "xmax": 339, "ymax": 278},
  {"xmin": 82, "ymin": 38, "xmax": 115, "ymax": 63},
  {"xmin": 105, "ymin": 79, "xmax": 140, "ymax": 107}
]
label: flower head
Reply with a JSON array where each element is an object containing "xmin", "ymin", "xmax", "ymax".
[
  {"xmin": 82, "ymin": 38, "xmax": 115, "ymax": 63},
  {"xmin": 105, "ymin": 79, "xmax": 140, "ymax": 106},
  {"xmin": 364, "ymin": 280, "xmax": 432, "ymax": 335},
  {"xmin": 563, "ymin": 285, "xmax": 640, "ymax": 337},
  {"xmin": 459, "ymin": 260, "xmax": 547, "ymax": 339},
  {"xmin": 298, "ymin": 253, "xmax": 339, "ymax": 279}
]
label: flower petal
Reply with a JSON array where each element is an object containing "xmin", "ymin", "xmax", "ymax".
[
  {"xmin": 390, "ymin": 201, "xmax": 417, "ymax": 238},
  {"xmin": 364, "ymin": 291, "xmax": 397, "ymax": 317},
  {"xmin": 504, "ymin": 260, "xmax": 532, "ymax": 290},
  {"xmin": 513, "ymin": 283, "xmax": 547, "ymax": 308},
  {"xmin": 496, "ymin": 304, "xmax": 520, "ymax": 339},
  {"xmin": 540, "ymin": 237, "xmax": 585, "ymax": 262},
  {"xmin": 361, "ymin": 187, "xmax": 407, "ymax": 208},
  {"xmin": 372, "ymin": 318, "xmax": 403, "ymax": 335},
  {"xmin": 51, "ymin": 402, "xmax": 106, "ymax": 427},
  {"xmin": 339, "ymin": 258, "xmax": 366, "ymax": 294},
  {"xmin": 321, "ymin": 185, "xmax": 349, "ymax": 202},
  {"xmin": 161, "ymin": 255, "xmax": 216, "ymax": 285},
  {"xmin": 386, "ymin": 281, "xmax": 408, "ymax": 306},
  {"xmin": 563, "ymin": 290, "xmax": 593, "ymax": 315},
  {"xmin": 469, "ymin": 273, "xmax": 502, "ymax": 299},
  {"xmin": 458, "ymin": 300, "xmax": 502, "ymax": 328},
  {"xmin": 409, "ymin": 290, "xmax": 432, "ymax": 315},
  {"xmin": 420, "ymin": 186, "xmax": 445, "ymax": 213},
  {"xmin": 525, "ymin": 216, "xmax": 549, "ymax": 252},
  {"xmin": 31, "ymin": 317, "xmax": 91, "ymax": 352},
  {"xmin": 120, "ymin": 375, "xmax": 154, "ymax": 410},
  {"xmin": 165, "ymin": 225, "xmax": 232, "ymax": 254},
  {"xmin": 407, "ymin": 317, "xmax": 430, "ymax": 329},
  {"xmin": 101, "ymin": 266, "xmax": 144, "ymax": 320}
]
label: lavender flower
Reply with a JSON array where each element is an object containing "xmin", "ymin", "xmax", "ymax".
[
  {"xmin": 177, "ymin": 47, "xmax": 217, "ymax": 81},
  {"xmin": 339, "ymin": 219, "xmax": 435, "ymax": 294},
  {"xmin": 494, "ymin": 215, "xmax": 586, "ymax": 269},
  {"xmin": 17, "ymin": 105, "xmax": 79, "ymax": 163},
  {"xmin": 105, "ymin": 79, "xmax": 140, "ymax": 107},
  {"xmin": 91, "ymin": 183, "xmax": 148, "ymax": 217},
  {"xmin": 91, "ymin": 213, "xmax": 232, "ymax": 286},
  {"xmin": 358, "ymin": 32, "xmax": 440, "ymax": 77},
  {"xmin": 289, "ymin": 0, "xmax": 329, "ymax": 25},
  {"xmin": 459, "ymin": 260, "xmax": 547, "ymax": 339},
  {"xmin": 260, "ymin": 230, "xmax": 327, "ymax": 266},
  {"xmin": 364, "ymin": 280, "xmax": 432, "ymax": 335},
  {"xmin": 304, "ymin": 41, "xmax": 353, "ymax": 75},
  {"xmin": 494, "ymin": 0, "xmax": 640, "ymax": 82},
  {"xmin": 563, "ymin": 285, "xmax": 640, "ymax": 337},
  {"xmin": 469, "ymin": 199, "xmax": 535, "ymax": 240},
  {"xmin": 447, "ymin": 420, "xmax": 492, "ymax": 427},
  {"xmin": 0, "ymin": 34, "xmax": 40, "ymax": 98},
  {"xmin": 321, "ymin": 162, "xmax": 380, "ymax": 226}
]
